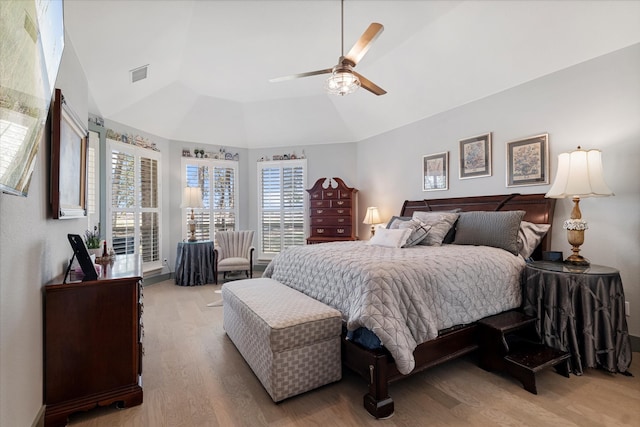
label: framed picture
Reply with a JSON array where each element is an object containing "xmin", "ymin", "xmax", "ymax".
[
  {"xmin": 459, "ymin": 133, "xmax": 492, "ymax": 179},
  {"xmin": 51, "ymin": 89, "xmax": 89, "ymax": 219},
  {"xmin": 422, "ymin": 151, "xmax": 449, "ymax": 191},
  {"xmin": 506, "ymin": 133, "xmax": 549, "ymax": 187}
]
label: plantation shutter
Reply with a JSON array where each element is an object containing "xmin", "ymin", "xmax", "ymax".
[
  {"xmin": 110, "ymin": 149, "xmax": 136, "ymax": 255},
  {"xmin": 140, "ymin": 156, "xmax": 159, "ymax": 263},
  {"xmin": 258, "ymin": 159, "xmax": 307, "ymax": 260}
]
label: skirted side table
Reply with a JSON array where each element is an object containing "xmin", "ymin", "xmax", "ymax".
[
  {"xmin": 175, "ymin": 240, "xmax": 216, "ymax": 286},
  {"xmin": 522, "ymin": 260, "xmax": 632, "ymax": 375}
]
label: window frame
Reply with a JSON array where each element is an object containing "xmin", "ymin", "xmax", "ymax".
[
  {"xmin": 257, "ymin": 159, "xmax": 307, "ymax": 262},
  {"xmin": 105, "ymin": 138, "xmax": 162, "ymax": 271},
  {"xmin": 181, "ymin": 157, "xmax": 239, "ymax": 242}
]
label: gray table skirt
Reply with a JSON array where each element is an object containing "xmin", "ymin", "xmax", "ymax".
[
  {"xmin": 522, "ymin": 262, "xmax": 632, "ymax": 375},
  {"xmin": 175, "ymin": 240, "xmax": 216, "ymax": 286}
]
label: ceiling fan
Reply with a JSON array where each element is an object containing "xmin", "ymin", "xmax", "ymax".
[{"xmin": 269, "ymin": 0, "xmax": 386, "ymax": 96}]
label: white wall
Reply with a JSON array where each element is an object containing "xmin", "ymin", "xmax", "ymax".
[
  {"xmin": 0, "ymin": 37, "xmax": 89, "ymax": 427},
  {"xmin": 356, "ymin": 44, "xmax": 640, "ymax": 337}
]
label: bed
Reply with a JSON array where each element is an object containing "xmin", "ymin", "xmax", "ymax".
[{"xmin": 263, "ymin": 193, "xmax": 555, "ymax": 418}]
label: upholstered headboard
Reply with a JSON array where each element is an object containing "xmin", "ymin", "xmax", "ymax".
[{"xmin": 400, "ymin": 193, "xmax": 555, "ymax": 259}]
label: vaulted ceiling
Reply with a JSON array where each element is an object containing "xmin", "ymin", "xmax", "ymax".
[{"xmin": 64, "ymin": 1, "xmax": 640, "ymax": 149}]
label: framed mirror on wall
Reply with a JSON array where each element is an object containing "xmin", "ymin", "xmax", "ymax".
[
  {"xmin": 51, "ymin": 88, "xmax": 89, "ymax": 219},
  {"xmin": 0, "ymin": 0, "xmax": 65, "ymax": 197}
]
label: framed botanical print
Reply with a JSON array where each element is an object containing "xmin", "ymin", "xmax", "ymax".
[
  {"xmin": 506, "ymin": 133, "xmax": 549, "ymax": 187},
  {"xmin": 459, "ymin": 132, "xmax": 492, "ymax": 179},
  {"xmin": 422, "ymin": 151, "xmax": 448, "ymax": 191}
]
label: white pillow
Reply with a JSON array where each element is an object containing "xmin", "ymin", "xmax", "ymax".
[
  {"xmin": 368, "ymin": 228, "xmax": 412, "ymax": 248},
  {"xmin": 518, "ymin": 221, "xmax": 551, "ymax": 259}
]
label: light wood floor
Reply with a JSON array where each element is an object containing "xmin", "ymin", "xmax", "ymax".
[{"xmin": 68, "ymin": 279, "xmax": 640, "ymax": 427}]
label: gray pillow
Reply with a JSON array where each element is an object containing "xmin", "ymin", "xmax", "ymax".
[
  {"xmin": 410, "ymin": 212, "xmax": 459, "ymax": 246},
  {"xmin": 387, "ymin": 216, "xmax": 431, "ymax": 247},
  {"xmin": 453, "ymin": 210, "xmax": 526, "ymax": 255}
]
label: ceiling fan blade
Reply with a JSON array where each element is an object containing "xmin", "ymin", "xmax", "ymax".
[
  {"xmin": 269, "ymin": 68, "xmax": 333, "ymax": 83},
  {"xmin": 344, "ymin": 23, "xmax": 384, "ymax": 66},
  {"xmin": 353, "ymin": 71, "xmax": 386, "ymax": 96}
]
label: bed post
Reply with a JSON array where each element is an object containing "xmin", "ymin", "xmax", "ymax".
[{"xmin": 363, "ymin": 352, "xmax": 394, "ymax": 419}]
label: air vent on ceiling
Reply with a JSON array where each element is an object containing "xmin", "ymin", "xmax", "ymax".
[{"xmin": 130, "ymin": 65, "xmax": 149, "ymax": 83}]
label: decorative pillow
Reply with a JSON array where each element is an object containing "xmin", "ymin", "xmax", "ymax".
[
  {"xmin": 453, "ymin": 210, "xmax": 526, "ymax": 255},
  {"xmin": 386, "ymin": 216, "xmax": 412, "ymax": 229},
  {"xmin": 410, "ymin": 212, "xmax": 459, "ymax": 246},
  {"xmin": 368, "ymin": 228, "xmax": 412, "ymax": 248},
  {"xmin": 395, "ymin": 219, "xmax": 432, "ymax": 247},
  {"xmin": 518, "ymin": 221, "xmax": 551, "ymax": 259}
]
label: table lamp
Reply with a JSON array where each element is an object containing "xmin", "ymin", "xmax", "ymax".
[
  {"xmin": 363, "ymin": 207, "xmax": 382, "ymax": 237},
  {"xmin": 181, "ymin": 186, "xmax": 204, "ymax": 242},
  {"xmin": 545, "ymin": 147, "xmax": 613, "ymax": 266}
]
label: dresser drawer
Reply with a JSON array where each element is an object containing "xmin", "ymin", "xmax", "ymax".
[
  {"xmin": 311, "ymin": 216, "xmax": 350, "ymax": 226},
  {"xmin": 331, "ymin": 199, "xmax": 351, "ymax": 208},
  {"xmin": 338, "ymin": 190, "xmax": 353, "ymax": 199},
  {"xmin": 311, "ymin": 208, "xmax": 352, "ymax": 217},
  {"xmin": 310, "ymin": 199, "xmax": 331, "ymax": 208},
  {"xmin": 311, "ymin": 226, "xmax": 352, "ymax": 237},
  {"xmin": 322, "ymin": 189, "xmax": 338, "ymax": 199}
]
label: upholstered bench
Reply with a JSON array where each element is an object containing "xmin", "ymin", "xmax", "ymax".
[{"xmin": 222, "ymin": 278, "xmax": 342, "ymax": 402}]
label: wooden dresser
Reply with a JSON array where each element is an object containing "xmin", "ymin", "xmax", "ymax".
[
  {"xmin": 44, "ymin": 255, "xmax": 143, "ymax": 427},
  {"xmin": 307, "ymin": 177, "xmax": 358, "ymax": 244}
]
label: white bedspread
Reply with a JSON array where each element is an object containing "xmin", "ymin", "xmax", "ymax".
[{"xmin": 263, "ymin": 241, "xmax": 525, "ymax": 375}]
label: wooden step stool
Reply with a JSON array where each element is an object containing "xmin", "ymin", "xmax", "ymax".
[{"xmin": 478, "ymin": 310, "xmax": 570, "ymax": 394}]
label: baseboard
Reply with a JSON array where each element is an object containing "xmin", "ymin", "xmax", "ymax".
[
  {"xmin": 630, "ymin": 334, "xmax": 640, "ymax": 352},
  {"xmin": 32, "ymin": 405, "xmax": 45, "ymax": 427},
  {"xmin": 143, "ymin": 272, "xmax": 172, "ymax": 285}
]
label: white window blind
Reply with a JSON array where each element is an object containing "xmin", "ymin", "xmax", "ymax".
[
  {"xmin": 107, "ymin": 139, "xmax": 161, "ymax": 269},
  {"xmin": 182, "ymin": 158, "xmax": 238, "ymax": 241},
  {"xmin": 258, "ymin": 159, "xmax": 307, "ymax": 260}
]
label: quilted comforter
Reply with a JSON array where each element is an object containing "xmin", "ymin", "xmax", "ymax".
[{"xmin": 263, "ymin": 241, "xmax": 525, "ymax": 375}]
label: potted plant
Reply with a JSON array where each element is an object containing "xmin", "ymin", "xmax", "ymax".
[{"xmin": 84, "ymin": 225, "xmax": 102, "ymax": 257}]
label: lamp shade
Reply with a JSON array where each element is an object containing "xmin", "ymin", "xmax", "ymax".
[
  {"xmin": 180, "ymin": 186, "xmax": 204, "ymax": 208},
  {"xmin": 363, "ymin": 207, "xmax": 381, "ymax": 225},
  {"xmin": 545, "ymin": 148, "xmax": 614, "ymax": 199}
]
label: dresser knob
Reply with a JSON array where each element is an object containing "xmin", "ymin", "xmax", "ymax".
[
  {"xmin": 337, "ymin": 218, "xmax": 344, "ymax": 223},
  {"xmin": 337, "ymin": 229, "xmax": 345, "ymax": 234},
  {"xmin": 336, "ymin": 201, "xmax": 344, "ymax": 205},
  {"xmin": 317, "ymin": 209, "xmax": 323, "ymax": 214},
  {"xmin": 337, "ymin": 209, "xmax": 344, "ymax": 214},
  {"xmin": 317, "ymin": 228, "xmax": 325, "ymax": 233}
]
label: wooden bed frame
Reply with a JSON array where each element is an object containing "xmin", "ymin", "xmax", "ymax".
[{"xmin": 341, "ymin": 193, "xmax": 556, "ymax": 418}]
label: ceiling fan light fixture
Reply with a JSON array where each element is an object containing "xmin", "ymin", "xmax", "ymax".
[{"xmin": 325, "ymin": 69, "xmax": 360, "ymax": 96}]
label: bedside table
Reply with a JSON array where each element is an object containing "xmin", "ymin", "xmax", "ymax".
[{"xmin": 522, "ymin": 260, "xmax": 632, "ymax": 375}]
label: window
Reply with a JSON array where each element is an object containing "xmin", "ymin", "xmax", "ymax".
[
  {"xmin": 257, "ymin": 159, "xmax": 307, "ymax": 261},
  {"xmin": 106, "ymin": 139, "xmax": 161, "ymax": 269},
  {"xmin": 182, "ymin": 158, "xmax": 238, "ymax": 241}
]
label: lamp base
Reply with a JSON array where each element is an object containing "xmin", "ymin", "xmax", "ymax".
[{"xmin": 564, "ymin": 254, "xmax": 590, "ymax": 266}]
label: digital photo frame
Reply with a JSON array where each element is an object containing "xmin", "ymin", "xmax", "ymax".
[{"xmin": 66, "ymin": 233, "xmax": 98, "ymax": 282}]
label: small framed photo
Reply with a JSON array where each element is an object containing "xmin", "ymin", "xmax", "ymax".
[
  {"xmin": 506, "ymin": 133, "xmax": 549, "ymax": 187},
  {"xmin": 459, "ymin": 132, "xmax": 492, "ymax": 179},
  {"xmin": 422, "ymin": 151, "xmax": 449, "ymax": 191}
]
